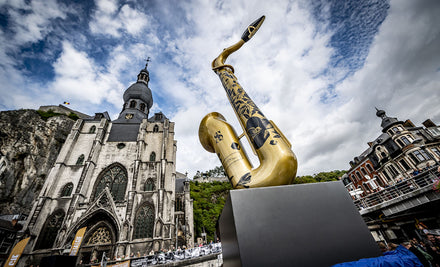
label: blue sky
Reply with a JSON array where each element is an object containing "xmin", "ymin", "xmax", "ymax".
[{"xmin": 0, "ymin": 0, "xmax": 439, "ymax": 177}]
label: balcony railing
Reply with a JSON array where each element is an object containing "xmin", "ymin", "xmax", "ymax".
[{"xmin": 352, "ymin": 168, "xmax": 439, "ymax": 212}]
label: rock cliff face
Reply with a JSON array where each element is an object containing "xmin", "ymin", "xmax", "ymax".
[{"xmin": 0, "ymin": 109, "xmax": 75, "ymax": 215}]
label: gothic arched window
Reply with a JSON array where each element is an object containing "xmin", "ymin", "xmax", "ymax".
[
  {"xmin": 86, "ymin": 225, "xmax": 112, "ymax": 245},
  {"xmin": 76, "ymin": 154, "xmax": 85, "ymax": 165},
  {"xmin": 153, "ymin": 125, "xmax": 159, "ymax": 132},
  {"xmin": 133, "ymin": 203, "xmax": 154, "ymax": 239},
  {"xmin": 93, "ymin": 164, "xmax": 128, "ymax": 201},
  {"xmin": 89, "ymin": 126, "xmax": 96, "ymax": 134},
  {"xmin": 130, "ymin": 100, "xmax": 136, "ymax": 108},
  {"xmin": 144, "ymin": 178, "xmax": 155, "ymax": 191},
  {"xmin": 35, "ymin": 210, "xmax": 65, "ymax": 250},
  {"xmin": 61, "ymin": 183, "xmax": 73, "ymax": 197},
  {"xmin": 149, "ymin": 152, "xmax": 156, "ymax": 162},
  {"xmin": 140, "ymin": 103, "xmax": 146, "ymax": 112}
]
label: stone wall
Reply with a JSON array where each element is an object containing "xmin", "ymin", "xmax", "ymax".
[{"xmin": 0, "ymin": 109, "xmax": 75, "ymax": 215}]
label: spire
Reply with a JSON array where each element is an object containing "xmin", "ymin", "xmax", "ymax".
[
  {"xmin": 137, "ymin": 57, "xmax": 150, "ymax": 85},
  {"xmin": 375, "ymin": 107, "xmax": 386, "ymax": 119},
  {"xmin": 145, "ymin": 57, "xmax": 151, "ymax": 69},
  {"xmin": 375, "ymin": 108, "xmax": 400, "ymax": 132},
  {"xmin": 115, "ymin": 62, "xmax": 153, "ymax": 122}
]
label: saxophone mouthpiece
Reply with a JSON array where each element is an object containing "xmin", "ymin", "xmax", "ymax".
[{"xmin": 241, "ymin": 15, "xmax": 265, "ymax": 42}]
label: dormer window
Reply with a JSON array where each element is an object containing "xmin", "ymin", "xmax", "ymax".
[
  {"xmin": 140, "ymin": 103, "xmax": 146, "ymax": 112},
  {"xmin": 130, "ymin": 100, "xmax": 136, "ymax": 108},
  {"xmin": 391, "ymin": 126, "xmax": 401, "ymax": 134},
  {"xmin": 376, "ymin": 146, "xmax": 389, "ymax": 160}
]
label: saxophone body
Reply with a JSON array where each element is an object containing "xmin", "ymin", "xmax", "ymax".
[{"xmin": 199, "ymin": 16, "xmax": 297, "ymax": 188}]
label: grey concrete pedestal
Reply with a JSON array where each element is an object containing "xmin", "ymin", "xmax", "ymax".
[{"xmin": 218, "ymin": 181, "xmax": 381, "ymax": 267}]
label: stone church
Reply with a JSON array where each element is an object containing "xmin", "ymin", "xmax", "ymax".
[{"xmin": 21, "ymin": 64, "xmax": 194, "ymax": 265}]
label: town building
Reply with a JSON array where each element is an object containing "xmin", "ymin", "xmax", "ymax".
[
  {"xmin": 342, "ymin": 109, "xmax": 440, "ymax": 242},
  {"xmin": 192, "ymin": 175, "xmax": 229, "ymax": 184},
  {"xmin": 0, "ymin": 214, "xmax": 26, "ymax": 264},
  {"xmin": 19, "ymin": 64, "xmax": 194, "ymax": 266}
]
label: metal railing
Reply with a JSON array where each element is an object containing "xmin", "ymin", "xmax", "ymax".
[
  {"xmin": 353, "ymin": 169, "xmax": 439, "ymax": 211},
  {"xmin": 83, "ymin": 243, "xmax": 222, "ymax": 266}
]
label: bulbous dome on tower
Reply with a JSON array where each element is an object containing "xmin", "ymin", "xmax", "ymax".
[
  {"xmin": 375, "ymin": 108, "xmax": 401, "ymax": 132},
  {"xmin": 123, "ymin": 66, "xmax": 153, "ymax": 110},
  {"xmin": 114, "ymin": 62, "xmax": 154, "ymax": 123},
  {"xmin": 123, "ymin": 82, "xmax": 153, "ymax": 110}
]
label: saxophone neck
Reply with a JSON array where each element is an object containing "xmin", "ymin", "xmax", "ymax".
[
  {"xmin": 212, "ymin": 15, "xmax": 265, "ymax": 71},
  {"xmin": 212, "ymin": 40, "xmax": 245, "ymax": 71}
]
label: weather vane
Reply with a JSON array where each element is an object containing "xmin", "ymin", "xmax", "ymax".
[{"xmin": 145, "ymin": 57, "xmax": 151, "ymax": 68}]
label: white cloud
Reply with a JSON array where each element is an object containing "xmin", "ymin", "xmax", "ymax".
[
  {"xmin": 1, "ymin": 0, "xmax": 438, "ymax": 180},
  {"xmin": 164, "ymin": 0, "xmax": 337, "ymax": 177},
  {"xmin": 89, "ymin": 0, "xmax": 150, "ymax": 37},
  {"xmin": 6, "ymin": 0, "xmax": 67, "ymax": 45},
  {"xmin": 164, "ymin": 0, "xmax": 439, "ymax": 178}
]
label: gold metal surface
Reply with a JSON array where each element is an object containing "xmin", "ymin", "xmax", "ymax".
[{"xmin": 199, "ymin": 16, "xmax": 297, "ymax": 188}]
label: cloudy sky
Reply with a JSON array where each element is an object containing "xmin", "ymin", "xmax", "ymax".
[{"xmin": 0, "ymin": 0, "xmax": 439, "ymax": 178}]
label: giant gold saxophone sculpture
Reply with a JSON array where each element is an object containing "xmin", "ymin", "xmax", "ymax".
[{"xmin": 199, "ymin": 16, "xmax": 298, "ymax": 188}]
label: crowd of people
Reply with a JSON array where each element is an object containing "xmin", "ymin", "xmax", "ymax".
[
  {"xmin": 333, "ymin": 233, "xmax": 440, "ymax": 267},
  {"xmin": 83, "ymin": 241, "xmax": 222, "ymax": 266}
]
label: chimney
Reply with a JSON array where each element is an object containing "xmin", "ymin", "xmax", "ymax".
[
  {"xmin": 403, "ymin": 119, "xmax": 415, "ymax": 127},
  {"xmin": 422, "ymin": 119, "xmax": 436, "ymax": 128}
]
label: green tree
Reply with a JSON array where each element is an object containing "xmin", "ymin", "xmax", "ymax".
[
  {"xmin": 190, "ymin": 180, "xmax": 232, "ymax": 242},
  {"xmin": 36, "ymin": 110, "xmax": 80, "ymax": 121},
  {"xmin": 292, "ymin": 170, "xmax": 347, "ymax": 184},
  {"xmin": 68, "ymin": 112, "xmax": 79, "ymax": 120}
]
